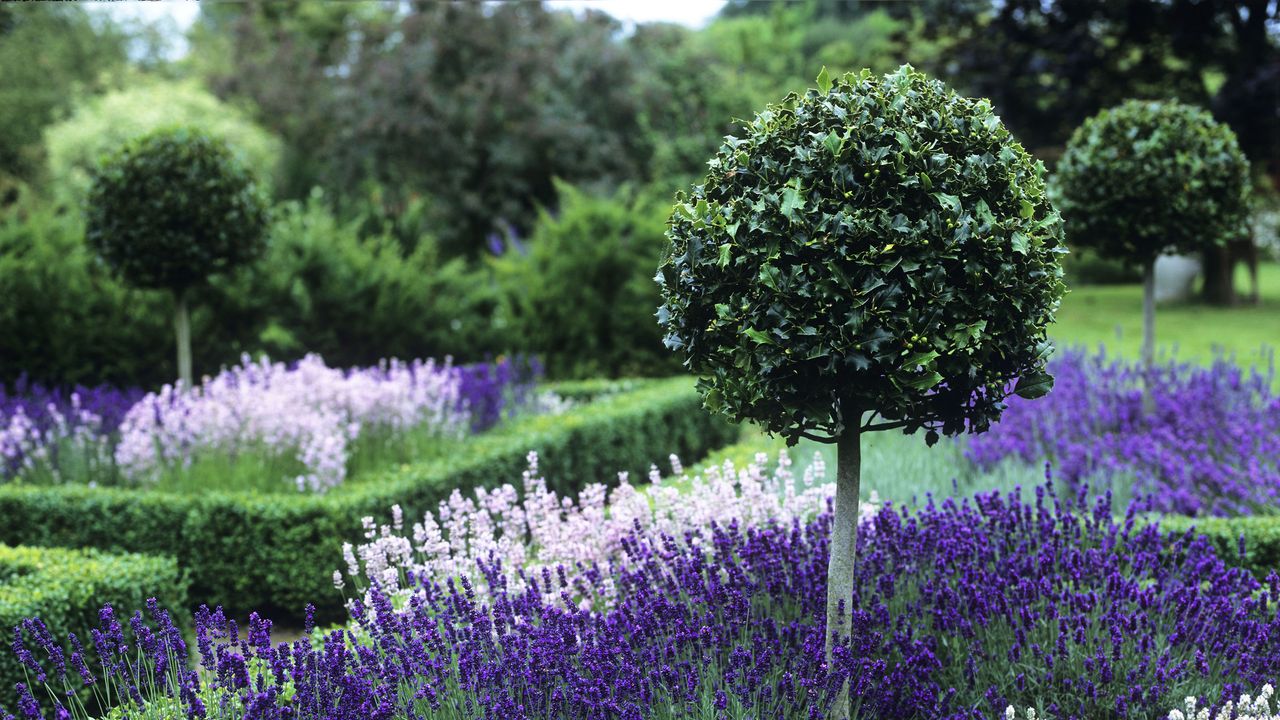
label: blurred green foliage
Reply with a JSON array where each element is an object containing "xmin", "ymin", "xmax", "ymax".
[
  {"xmin": 0, "ymin": 4, "xmax": 128, "ymax": 185},
  {"xmin": 44, "ymin": 77, "xmax": 282, "ymax": 206},
  {"xmin": 492, "ymin": 182, "xmax": 681, "ymax": 379},
  {"xmin": 216, "ymin": 190, "xmax": 499, "ymax": 369},
  {"xmin": 1055, "ymin": 100, "xmax": 1252, "ymax": 265}
]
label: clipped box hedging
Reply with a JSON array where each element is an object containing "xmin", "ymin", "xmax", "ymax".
[
  {"xmin": 0, "ymin": 544, "xmax": 187, "ymax": 695},
  {"xmin": 1159, "ymin": 514, "xmax": 1280, "ymax": 578},
  {"xmin": 0, "ymin": 378, "xmax": 738, "ymax": 622}
]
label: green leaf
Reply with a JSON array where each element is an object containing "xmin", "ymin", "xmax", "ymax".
[
  {"xmin": 744, "ymin": 328, "xmax": 773, "ymax": 345},
  {"xmin": 1011, "ymin": 231, "xmax": 1029, "ymax": 255},
  {"xmin": 816, "ymin": 66, "xmax": 832, "ymax": 95},
  {"xmin": 905, "ymin": 371, "xmax": 944, "ymax": 390},
  {"xmin": 1014, "ymin": 370, "xmax": 1054, "ymax": 399},
  {"xmin": 823, "ymin": 131, "xmax": 843, "ymax": 158},
  {"xmin": 1019, "ymin": 199, "xmax": 1035, "ymax": 219},
  {"xmin": 758, "ymin": 263, "xmax": 781, "ymax": 290},
  {"xmin": 779, "ymin": 180, "xmax": 805, "ymax": 220},
  {"xmin": 717, "ymin": 244, "xmax": 732, "ymax": 267},
  {"xmin": 934, "ymin": 192, "xmax": 961, "ymax": 215},
  {"xmin": 975, "ymin": 199, "xmax": 995, "ymax": 227},
  {"xmin": 903, "ymin": 350, "xmax": 939, "ymax": 368}
]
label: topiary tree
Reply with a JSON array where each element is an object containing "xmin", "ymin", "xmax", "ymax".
[
  {"xmin": 657, "ymin": 65, "xmax": 1067, "ymax": 719},
  {"xmin": 87, "ymin": 127, "xmax": 270, "ymax": 387},
  {"xmin": 1054, "ymin": 100, "xmax": 1250, "ymax": 373}
]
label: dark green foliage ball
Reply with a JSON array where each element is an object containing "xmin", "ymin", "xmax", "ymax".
[
  {"xmin": 1055, "ymin": 100, "xmax": 1251, "ymax": 264},
  {"xmin": 86, "ymin": 126, "xmax": 270, "ymax": 292},
  {"xmin": 657, "ymin": 65, "xmax": 1067, "ymax": 444}
]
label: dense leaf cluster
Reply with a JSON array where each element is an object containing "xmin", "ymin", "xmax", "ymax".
[
  {"xmin": 1054, "ymin": 99, "xmax": 1251, "ymax": 265},
  {"xmin": 86, "ymin": 127, "xmax": 270, "ymax": 293},
  {"xmin": 659, "ymin": 65, "xmax": 1067, "ymax": 445}
]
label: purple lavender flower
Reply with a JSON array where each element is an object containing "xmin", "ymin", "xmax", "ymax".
[
  {"xmin": 968, "ymin": 349, "xmax": 1280, "ymax": 516},
  {"xmin": 9, "ymin": 483, "xmax": 1280, "ymax": 720}
]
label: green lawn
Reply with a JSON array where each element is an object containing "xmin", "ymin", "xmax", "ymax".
[{"xmin": 1051, "ymin": 261, "xmax": 1280, "ymax": 365}]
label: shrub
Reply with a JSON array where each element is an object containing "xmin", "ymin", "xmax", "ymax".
[
  {"xmin": 206, "ymin": 190, "xmax": 498, "ymax": 369},
  {"xmin": 1054, "ymin": 100, "xmax": 1251, "ymax": 367},
  {"xmin": 44, "ymin": 77, "xmax": 282, "ymax": 206},
  {"xmin": 86, "ymin": 127, "xmax": 271, "ymax": 386},
  {"xmin": 11, "ymin": 487, "xmax": 1280, "ymax": 720},
  {"xmin": 0, "ymin": 544, "xmax": 187, "ymax": 698},
  {"xmin": 658, "ymin": 64, "xmax": 1066, "ymax": 712},
  {"xmin": 0, "ymin": 202, "xmax": 176, "ymax": 388},
  {"xmin": 492, "ymin": 182, "xmax": 681, "ymax": 379},
  {"xmin": 0, "ymin": 378, "xmax": 738, "ymax": 622},
  {"xmin": 967, "ymin": 350, "xmax": 1280, "ymax": 517}
]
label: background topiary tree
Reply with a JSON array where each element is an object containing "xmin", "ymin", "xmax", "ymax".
[
  {"xmin": 657, "ymin": 65, "xmax": 1067, "ymax": 719},
  {"xmin": 1054, "ymin": 100, "xmax": 1251, "ymax": 374},
  {"xmin": 87, "ymin": 127, "xmax": 270, "ymax": 387}
]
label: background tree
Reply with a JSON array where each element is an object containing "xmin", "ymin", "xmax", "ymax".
[
  {"xmin": 658, "ymin": 65, "xmax": 1066, "ymax": 719},
  {"xmin": 1053, "ymin": 100, "xmax": 1251, "ymax": 379},
  {"xmin": 86, "ymin": 128, "xmax": 270, "ymax": 387},
  {"xmin": 0, "ymin": 4, "xmax": 127, "ymax": 191},
  {"xmin": 203, "ymin": 2, "xmax": 651, "ymax": 258}
]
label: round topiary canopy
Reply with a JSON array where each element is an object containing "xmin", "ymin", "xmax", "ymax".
[
  {"xmin": 1054, "ymin": 99, "xmax": 1251, "ymax": 264},
  {"xmin": 86, "ymin": 126, "xmax": 270, "ymax": 293},
  {"xmin": 657, "ymin": 65, "xmax": 1067, "ymax": 445}
]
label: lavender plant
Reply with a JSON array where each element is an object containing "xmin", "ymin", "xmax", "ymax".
[
  {"xmin": 1, "ymin": 357, "xmax": 542, "ymax": 493},
  {"xmin": 967, "ymin": 349, "xmax": 1280, "ymax": 516},
  {"xmin": 0, "ymin": 381, "xmax": 142, "ymax": 485},
  {"xmin": 340, "ymin": 448, "xmax": 879, "ymax": 610},
  {"xmin": 9, "ymin": 484, "xmax": 1280, "ymax": 720}
]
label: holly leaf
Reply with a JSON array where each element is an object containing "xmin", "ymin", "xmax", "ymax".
[
  {"xmin": 817, "ymin": 66, "xmax": 832, "ymax": 95},
  {"xmin": 1014, "ymin": 370, "xmax": 1054, "ymax": 399},
  {"xmin": 934, "ymin": 192, "xmax": 961, "ymax": 215},
  {"xmin": 780, "ymin": 180, "xmax": 805, "ymax": 220},
  {"xmin": 905, "ymin": 371, "xmax": 944, "ymax": 390}
]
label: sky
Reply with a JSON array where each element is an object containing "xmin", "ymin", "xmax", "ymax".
[{"xmin": 93, "ymin": 0, "xmax": 728, "ymax": 58}]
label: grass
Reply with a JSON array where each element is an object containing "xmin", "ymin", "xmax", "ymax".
[
  {"xmin": 689, "ymin": 426, "xmax": 1070, "ymax": 510},
  {"xmin": 1051, "ymin": 261, "xmax": 1280, "ymax": 366}
]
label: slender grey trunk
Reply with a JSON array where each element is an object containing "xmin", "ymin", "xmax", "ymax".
[
  {"xmin": 1142, "ymin": 258, "xmax": 1155, "ymax": 413},
  {"xmin": 174, "ymin": 289, "xmax": 193, "ymax": 388},
  {"xmin": 825, "ymin": 422, "xmax": 861, "ymax": 720}
]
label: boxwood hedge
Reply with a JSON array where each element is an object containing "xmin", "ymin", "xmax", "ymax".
[
  {"xmin": 0, "ymin": 378, "xmax": 737, "ymax": 623},
  {"xmin": 0, "ymin": 544, "xmax": 187, "ymax": 696}
]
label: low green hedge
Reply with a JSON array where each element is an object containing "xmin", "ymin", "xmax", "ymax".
[
  {"xmin": 0, "ymin": 544, "xmax": 187, "ymax": 696},
  {"xmin": 0, "ymin": 378, "xmax": 738, "ymax": 623},
  {"xmin": 546, "ymin": 378, "xmax": 646, "ymax": 402},
  {"xmin": 1158, "ymin": 514, "xmax": 1280, "ymax": 578}
]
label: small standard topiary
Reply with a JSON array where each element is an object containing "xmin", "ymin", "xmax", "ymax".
[
  {"xmin": 86, "ymin": 127, "xmax": 269, "ymax": 386},
  {"xmin": 1054, "ymin": 100, "xmax": 1250, "ymax": 372},
  {"xmin": 657, "ymin": 65, "xmax": 1066, "ymax": 719}
]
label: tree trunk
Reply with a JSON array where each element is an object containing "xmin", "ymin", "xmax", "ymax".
[
  {"xmin": 825, "ymin": 422, "xmax": 861, "ymax": 720},
  {"xmin": 1142, "ymin": 258, "xmax": 1155, "ymax": 413},
  {"xmin": 174, "ymin": 289, "xmax": 193, "ymax": 388},
  {"xmin": 1201, "ymin": 245, "xmax": 1235, "ymax": 306}
]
